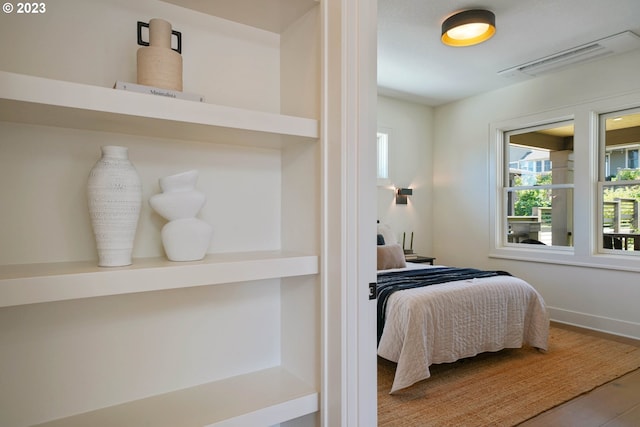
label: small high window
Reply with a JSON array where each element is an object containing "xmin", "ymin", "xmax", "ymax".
[{"xmin": 377, "ymin": 131, "xmax": 390, "ymax": 185}]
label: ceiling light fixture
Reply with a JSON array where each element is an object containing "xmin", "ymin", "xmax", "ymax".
[{"xmin": 441, "ymin": 9, "xmax": 496, "ymax": 47}]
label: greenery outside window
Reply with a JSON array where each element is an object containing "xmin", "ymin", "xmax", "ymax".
[
  {"xmin": 491, "ymin": 94, "xmax": 640, "ymax": 271},
  {"xmin": 598, "ymin": 108, "xmax": 640, "ymax": 254},
  {"xmin": 503, "ymin": 121, "xmax": 575, "ymax": 248}
]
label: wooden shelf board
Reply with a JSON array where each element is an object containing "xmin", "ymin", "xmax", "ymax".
[
  {"xmin": 0, "ymin": 251, "xmax": 318, "ymax": 308},
  {"xmin": 0, "ymin": 72, "xmax": 318, "ymax": 147},
  {"xmin": 33, "ymin": 366, "xmax": 318, "ymax": 427}
]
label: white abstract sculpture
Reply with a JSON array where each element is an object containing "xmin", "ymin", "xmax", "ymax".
[{"xmin": 149, "ymin": 170, "xmax": 212, "ymax": 261}]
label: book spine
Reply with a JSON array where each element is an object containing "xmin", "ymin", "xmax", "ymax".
[{"xmin": 114, "ymin": 81, "xmax": 204, "ymax": 102}]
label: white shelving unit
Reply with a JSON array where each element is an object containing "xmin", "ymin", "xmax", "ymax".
[
  {"xmin": 0, "ymin": 71, "xmax": 318, "ymax": 149},
  {"xmin": 0, "ymin": 0, "xmax": 325, "ymax": 425},
  {"xmin": 0, "ymin": 251, "xmax": 318, "ymax": 308},
  {"xmin": 0, "ymin": 70, "xmax": 319, "ymax": 310},
  {"xmin": 33, "ymin": 367, "xmax": 318, "ymax": 427}
]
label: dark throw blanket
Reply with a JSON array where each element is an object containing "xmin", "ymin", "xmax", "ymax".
[{"xmin": 377, "ymin": 267, "xmax": 512, "ymax": 343}]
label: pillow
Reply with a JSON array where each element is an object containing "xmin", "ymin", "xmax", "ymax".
[
  {"xmin": 377, "ymin": 234, "xmax": 386, "ymax": 245},
  {"xmin": 377, "ymin": 223, "xmax": 397, "ymax": 245},
  {"xmin": 377, "ymin": 244, "xmax": 407, "ymax": 270}
]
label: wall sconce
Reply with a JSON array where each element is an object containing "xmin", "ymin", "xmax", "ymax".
[{"xmin": 396, "ymin": 188, "xmax": 413, "ymax": 204}]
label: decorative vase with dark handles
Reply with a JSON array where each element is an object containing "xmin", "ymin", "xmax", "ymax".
[
  {"xmin": 87, "ymin": 145, "xmax": 142, "ymax": 267},
  {"xmin": 137, "ymin": 18, "xmax": 183, "ymax": 91}
]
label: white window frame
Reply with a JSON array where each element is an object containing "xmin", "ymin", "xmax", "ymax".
[
  {"xmin": 489, "ymin": 92, "xmax": 640, "ymax": 272},
  {"xmin": 376, "ymin": 129, "xmax": 391, "ymax": 186},
  {"xmin": 597, "ymin": 107, "xmax": 640, "ymax": 257},
  {"xmin": 499, "ymin": 119, "xmax": 576, "ymax": 251}
]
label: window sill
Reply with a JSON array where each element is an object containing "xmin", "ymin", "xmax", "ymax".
[{"xmin": 489, "ymin": 248, "xmax": 640, "ymax": 273}]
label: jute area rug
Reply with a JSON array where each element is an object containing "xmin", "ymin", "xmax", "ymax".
[{"xmin": 378, "ymin": 325, "xmax": 640, "ymax": 426}]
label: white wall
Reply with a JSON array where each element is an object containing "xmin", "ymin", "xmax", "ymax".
[
  {"xmin": 432, "ymin": 50, "xmax": 640, "ymax": 339},
  {"xmin": 377, "ymin": 96, "xmax": 434, "ymax": 256}
]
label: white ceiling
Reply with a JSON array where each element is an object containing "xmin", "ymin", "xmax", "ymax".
[{"xmin": 377, "ymin": 0, "xmax": 640, "ymax": 106}]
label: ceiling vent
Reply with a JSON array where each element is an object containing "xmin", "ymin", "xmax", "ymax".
[{"xmin": 498, "ymin": 31, "xmax": 640, "ymax": 79}]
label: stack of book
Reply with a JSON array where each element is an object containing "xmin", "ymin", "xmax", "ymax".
[{"xmin": 114, "ymin": 81, "xmax": 205, "ymax": 102}]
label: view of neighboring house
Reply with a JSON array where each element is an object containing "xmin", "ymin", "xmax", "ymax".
[
  {"xmin": 505, "ymin": 121, "xmax": 640, "ymax": 250},
  {"xmin": 606, "ymin": 144, "xmax": 639, "ymax": 179}
]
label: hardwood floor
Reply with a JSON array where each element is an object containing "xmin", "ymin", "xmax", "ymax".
[{"xmin": 518, "ymin": 323, "xmax": 640, "ymax": 427}]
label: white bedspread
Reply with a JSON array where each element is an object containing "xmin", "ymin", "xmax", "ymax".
[{"xmin": 377, "ymin": 266, "xmax": 549, "ymax": 393}]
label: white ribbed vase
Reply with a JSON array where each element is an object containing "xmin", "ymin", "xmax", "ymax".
[
  {"xmin": 87, "ymin": 146, "xmax": 142, "ymax": 267},
  {"xmin": 149, "ymin": 170, "xmax": 212, "ymax": 262}
]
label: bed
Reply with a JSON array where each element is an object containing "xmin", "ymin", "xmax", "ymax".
[{"xmin": 376, "ymin": 226, "xmax": 549, "ymax": 394}]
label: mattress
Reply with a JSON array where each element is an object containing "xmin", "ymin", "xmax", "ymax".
[{"xmin": 377, "ymin": 263, "xmax": 549, "ymax": 393}]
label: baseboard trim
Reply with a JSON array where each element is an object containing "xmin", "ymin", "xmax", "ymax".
[{"xmin": 548, "ymin": 306, "xmax": 640, "ymax": 341}]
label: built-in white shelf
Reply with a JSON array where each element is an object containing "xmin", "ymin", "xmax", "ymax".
[
  {"xmin": 0, "ymin": 71, "xmax": 318, "ymax": 148},
  {"xmin": 162, "ymin": 0, "xmax": 319, "ymax": 34},
  {"xmin": 0, "ymin": 2, "xmax": 324, "ymax": 424},
  {"xmin": 33, "ymin": 366, "xmax": 318, "ymax": 427},
  {"xmin": 0, "ymin": 251, "xmax": 318, "ymax": 308}
]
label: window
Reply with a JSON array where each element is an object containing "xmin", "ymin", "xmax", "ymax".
[
  {"xmin": 503, "ymin": 121, "xmax": 575, "ymax": 248},
  {"xmin": 599, "ymin": 108, "xmax": 640, "ymax": 254},
  {"xmin": 628, "ymin": 149, "xmax": 638, "ymax": 169},
  {"xmin": 377, "ymin": 131, "xmax": 390, "ymax": 185},
  {"xmin": 490, "ymin": 95, "xmax": 640, "ymax": 271}
]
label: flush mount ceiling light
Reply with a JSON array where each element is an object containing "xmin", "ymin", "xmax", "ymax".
[{"xmin": 441, "ymin": 9, "xmax": 496, "ymax": 47}]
